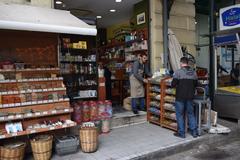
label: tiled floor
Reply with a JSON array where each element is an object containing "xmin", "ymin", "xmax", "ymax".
[{"xmin": 52, "ymin": 122, "xmax": 199, "ymax": 160}]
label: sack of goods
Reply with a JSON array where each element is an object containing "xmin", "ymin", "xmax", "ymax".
[
  {"xmin": 79, "ymin": 122, "xmax": 98, "ymax": 153},
  {"xmin": 0, "ymin": 142, "xmax": 26, "ymax": 160}
]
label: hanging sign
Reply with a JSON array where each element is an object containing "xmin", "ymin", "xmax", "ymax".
[{"xmin": 220, "ymin": 4, "xmax": 240, "ymax": 30}]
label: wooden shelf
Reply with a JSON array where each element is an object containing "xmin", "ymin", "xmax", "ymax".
[
  {"xmin": 0, "ymin": 77, "xmax": 63, "ymax": 84},
  {"xmin": 0, "ymin": 108, "xmax": 73, "ymax": 122},
  {"xmin": 0, "ymin": 98, "xmax": 70, "ymax": 109},
  {"xmin": 0, "ymin": 88, "xmax": 66, "ymax": 96},
  {"xmin": 60, "ymin": 61, "xmax": 96, "ymax": 64},
  {"xmin": 0, "ymin": 122, "xmax": 76, "ymax": 140},
  {"xmin": 149, "ymin": 119, "xmax": 161, "ymax": 125},
  {"xmin": 0, "ymin": 68, "xmax": 60, "ymax": 73},
  {"xmin": 162, "ymin": 124, "xmax": 177, "ymax": 131},
  {"xmin": 72, "ymin": 96, "xmax": 97, "ymax": 100}
]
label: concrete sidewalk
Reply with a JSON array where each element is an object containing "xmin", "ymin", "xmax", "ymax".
[{"xmin": 51, "ymin": 118, "xmax": 239, "ymax": 160}]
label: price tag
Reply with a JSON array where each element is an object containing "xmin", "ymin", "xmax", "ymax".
[
  {"xmin": 30, "ymin": 130, "xmax": 36, "ymax": 134},
  {"xmin": 2, "ymin": 92, "xmax": 7, "ymax": 95},
  {"xmin": 70, "ymin": 123, "xmax": 75, "ymax": 126},
  {"xmin": 0, "ymin": 135, "xmax": 6, "ymax": 139},
  {"xmin": 26, "ymin": 113, "xmax": 32, "ymax": 117},
  {"xmin": 13, "ymin": 91, "xmax": 18, "ymax": 94},
  {"xmin": 11, "ymin": 133, "xmax": 17, "ymax": 136},
  {"xmin": 9, "ymin": 104, "xmax": 15, "ymax": 107},
  {"xmin": 16, "ymin": 115, "xmax": 22, "ymax": 118},
  {"xmin": 43, "ymin": 100, "xmax": 48, "ymax": 103},
  {"xmin": 35, "ymin": 112, "xmax": 41, "ymax": 116},
  {"xmin": 0, "ymin": 117, "xmax": 5, "ymax": 121},
  {"xmin": 64, "ymin": 109, "xmax": 70, "ymax": 112},
  {"xmin": 50, "ymin": 127, "xmax": 55, "ymax": 130},
  {"xmin": 8, "ymin": 91, "xmax": 14, "ymax": 94},
  {"xmin": 32, "ymin": 101, "xmax": 37, "ymax": 105},
  {"xmin": 8, "ymin": 115, "xmax": 14, "ymax": 119},
  {"xmin": 43, "ymin": 111, "xmax": 48, "ymax": 115},
  {"xmin": 62, "ymin": 124, "xmax": 67, "ymax": 128},
  {"xmin": 59, "ymin": 98, "xmax": 64, "ymax": 101},
  {"xmin": 52, "ymin": 110, "xmax": 57, "ymax": 114},
  {"xmin": 15, "ymin": 103, "xmax": 21, "ymax": 106},
  {"xmin": 43, "ymin": 89, "xmax": 48, "ymax": 92}
]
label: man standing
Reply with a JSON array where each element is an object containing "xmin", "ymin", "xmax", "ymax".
[
  {"xmin": 171, "ymin": 57, "xmax": 198, "ymax": 138},
  {"xmin": 230, "ymin": 63, "xmax": 240, "ymax": 86},
  {"xmin": 130, "ymin": 53, "xmax": 152, "ymax": 114}
]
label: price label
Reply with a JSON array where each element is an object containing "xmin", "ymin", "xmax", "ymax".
[
  {"xmin": 16, "ymin": 115, "xmax": 22, "ymax": 118},
  {"xmin": 43, "ymin": 100, "xmax": 48, "ymax": 103},
  {"xmin": 0, "ymin": 117, "xmax": 5, "ymax": 121},
  {"xmin": 64, "ymin": 109, "xmax": 69, "ymax": 112},
  {"xmin": 8, "ymin": 115, "xmax": 14, "ymax": 119},
  {"xmin": 2, "ymin": 92, "xmax": 7, "ymax": 95},
  {"xmin": 43, "ymin": 111, "xmax": 48, "ymax": 115},
  {"xmin": 50, "ymin": 127, "xmax": 55, "ymax": 130},
  {"xmin": 26, "ymin": 113, "xmax": 32, "ymax": 117},
  {"xmin": 30, "ymin": 130, "xmax": 36, "ymax": 134},
  {"xmin": 35, "ymin": 112, "xmax": 41, "ymax": 116},
  {"xmin": 62, "ymin": 124, "xmax": 67, "ymax": 128},
  {"xmin": 32, "ymin": 101, "xmax": 37, "ymax": 105},
  {"xmin": 70, "ymin": 123, "xmax": 75, "ymax": 126},
  {"xmin": 52, "ymin": 110, "xmax": 57, "ymax": 114},
  {"xmin": 11, "ymin": 133, "xmax": 18, "ymax": 136},
  {"xmin": 8, "ymin": 91, "xmax": 14, "ymax": 94},
  {"xmin": 43, "ymin": 89, "xmax": 48, "ymax": 92},
  {"xmin": 0, "ymin": 135, "xmax": 6, "ymax": 139}
]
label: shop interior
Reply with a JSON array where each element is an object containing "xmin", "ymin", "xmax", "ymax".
[{"xmin": 54, "ymin": 0, "xmax": 149, "ymax": 112}]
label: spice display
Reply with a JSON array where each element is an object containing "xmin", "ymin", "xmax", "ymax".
[
  {"xmin": 89, "ymin": 101, "xmax": 98, "ymax": 121},
  {"xmin": 82, "ymin": 102, "xmax": 90, "ymax": 122},
  {"xmin": 149, "ymin": 107, "xmax": 160, "ymax": 116},
  {"xmin": 164, "ymin": 96, "xmax": 175, "ymax": 103},
  {"xmin": 164, "ymin": 103, "xmax": 175, "ymax": 111}
]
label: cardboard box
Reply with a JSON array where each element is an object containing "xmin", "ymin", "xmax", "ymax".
[{"xmin": 202, "ymin": 109, "xmax": 218, "ymax": 126}]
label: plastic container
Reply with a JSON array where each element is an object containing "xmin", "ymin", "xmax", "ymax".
[
  {"xmin": 105, "ymin": 100, "xmax": 113, "ymax": 118},
  {"xmin": 101, "ymin": 118, "xmax": 111, "ymax": 133},
  {"xmin": 55, "ymin": 135, "xmax": 79, "ymax": 155},
  {"xmin": 98, "ymin": 101, "xmax": 105, "ymax": 119},
  {"xmin": 72, "ymin": 102, "xmax": 82, "ymax": 124},
  {"xmin": 89, "ymin": 101, "xmax": 98, "ymax": 121},
  {"xmin": 82, "ymin": 102, "xmax": 90, "ymax": 122}
]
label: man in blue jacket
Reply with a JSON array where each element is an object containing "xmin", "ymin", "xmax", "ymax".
[{"xmin": 171, "ymin": 57, "xmax": 198, "ymax": 138}]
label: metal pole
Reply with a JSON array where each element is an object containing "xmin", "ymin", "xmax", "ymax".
[
  {"xmin": 209, "ymin": 0, "xmax": 215, "ymax": 103},
  {"xmin": 163, "ymin": 0, "xmax": 168, "ymax": 68}
]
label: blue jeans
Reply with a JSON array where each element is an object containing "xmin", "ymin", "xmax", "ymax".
[
  {"xmin": 175, "ymin": 100, "xmax": 197, "ymax": 136},
  {"xmin": 132, "ymin": 98, "xmax": 145, "ymax": 111}
]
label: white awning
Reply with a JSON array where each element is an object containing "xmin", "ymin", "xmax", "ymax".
[{"xmin": 0, "ymin": 3, "xmax": 97, "ymax": 36}]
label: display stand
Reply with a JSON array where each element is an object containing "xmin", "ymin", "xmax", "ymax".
[
  {"xmin": 0, "ymin": 68, "xmax": 76, "ymax": 140},
  {"xmin": 146, "ymin": 77, "xmax": 177, "ymax": 132}
]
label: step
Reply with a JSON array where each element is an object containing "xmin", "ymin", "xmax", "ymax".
[{"xmin": 111, "ymin": 111, "xmax": 147, "ymax": 129}]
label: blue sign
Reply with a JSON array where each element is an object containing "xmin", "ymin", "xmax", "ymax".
[{"xmin": 222, "ymin": 7, "xmax": 240, "ymax": 27}]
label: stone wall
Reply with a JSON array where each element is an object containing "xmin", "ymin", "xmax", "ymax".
[{"xmin": 150, "ymin": 0, "xmax": 196, "ymax": 71}]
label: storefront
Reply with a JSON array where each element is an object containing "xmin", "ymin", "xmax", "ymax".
[{"xmin": 214, "ymin": 4, "xmax": 240, "ymax": 120}]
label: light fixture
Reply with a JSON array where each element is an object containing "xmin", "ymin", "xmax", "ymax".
[
  {"xmin": 96, "ymin": 16, "xmax": 102, "ymax": 19},
  {"xmin": 55, "ymin": 1, "xmax": 62, "ymax": 4},
  {"xmin": 115, "ymin": 0, "xmax": 122, "ymax": 2},
  {"xmin": 110, "ymin": 9, "xmax": 116, "ymax": 12}
]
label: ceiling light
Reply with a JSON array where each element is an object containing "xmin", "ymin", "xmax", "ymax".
[
  {"xmin": 55, "ymin": 1, "xmax": 62, "ymax": 4},
  {"xmin": 96, "ymin": 16, "xmax": 102, "ymax": 19},
  {"xmin": 115, "ymin": 0, "xmax": 122, "ymax": 2},
  {"xmin": 110, "ymin": 9, "xmax": 116, "ymax": 12}
]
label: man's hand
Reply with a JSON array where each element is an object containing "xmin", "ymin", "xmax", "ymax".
[{"xmin": 143, "ymin": 79, "xmax": 148, "ymax": 83}]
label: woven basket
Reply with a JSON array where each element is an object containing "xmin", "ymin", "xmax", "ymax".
[
  {"xmin": 79, "ymin": 127, "xmax": 98, "ymax": 153},
  {"xmin": 31, "ymin": 135, "xmax": 53, "ymax": 160},
  {"xmin": 0, "ymin": 142, "xmax": 26, "ymax": 160}
]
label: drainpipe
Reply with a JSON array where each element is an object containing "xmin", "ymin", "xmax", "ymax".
[
  {"xmin": 163, "ymin": 0, "xmax": 168, "ymax": 68},
  {"xmin": 209, "ymin": 0, "xmax": 215, "ymax": 104}
]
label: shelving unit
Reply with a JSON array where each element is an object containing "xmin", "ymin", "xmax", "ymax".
[
  {"xmin": 146, "ymin": 77, "xmax": 177, "ymax": 132},
  {"xmin": 59, "ymin": 34, "xmax": 98, "ymax": 100},
  {"xmin": 0, "ymin": 68, "xmax": 76, "ymax": 140}
]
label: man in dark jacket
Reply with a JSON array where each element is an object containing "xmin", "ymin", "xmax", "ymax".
[{"xmin": 171, "ymin": 57, "xmax": 198, "ymax": 138}]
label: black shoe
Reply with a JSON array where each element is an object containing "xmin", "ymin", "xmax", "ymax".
[
  {"xmin": 191, "ymin": 130, "xmax": 198, "ymax": 138},
  {"xmin": 133, "ymin": 110, "xmax": 139, "ymax": 114},
  {"xmin": 173, "ymin": 132, "xmax": 185, "ymax": 138}
]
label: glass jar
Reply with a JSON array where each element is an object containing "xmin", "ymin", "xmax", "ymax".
[{"xmin": 105, "ymin": 100, "xmax": 112, "ymax": 118}]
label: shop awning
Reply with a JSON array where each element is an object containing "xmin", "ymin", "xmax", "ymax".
[{"xmin": 0, "ymin": 3, "xmax": 97, "ymax": 36}]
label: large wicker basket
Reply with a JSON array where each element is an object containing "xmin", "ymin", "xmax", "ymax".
[
  {"xmin": 79, "ymin": 127, "xmax": 98, "ymax": 153},
  {"xmin": 0, "ymin": 142, "xmax": 26, "ymax": 160},
  {"xmin": 31, "ymin": 135, "xmax": 53, "ymax": 160}
]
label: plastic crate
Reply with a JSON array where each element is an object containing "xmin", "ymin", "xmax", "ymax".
[{"xmin": 55, "ymin": 135, "xmax": 79, "ymax": 155}]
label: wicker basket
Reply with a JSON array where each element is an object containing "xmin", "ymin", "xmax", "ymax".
[
  {"xmin": 79, "ymin": 127, "xmax": 98, "ymax": 153},
  {"xmin": 31, "ymin": 135, "xmax": 53, "ymax": 160},
  {"xmin": 0, "ymin": 142, "xmax": 26, "ymax": 160}
]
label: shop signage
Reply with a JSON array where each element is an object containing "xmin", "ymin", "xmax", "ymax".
[{"xmin": 220, "ymin": 4, "xmax": 240, "ymax": 30}]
